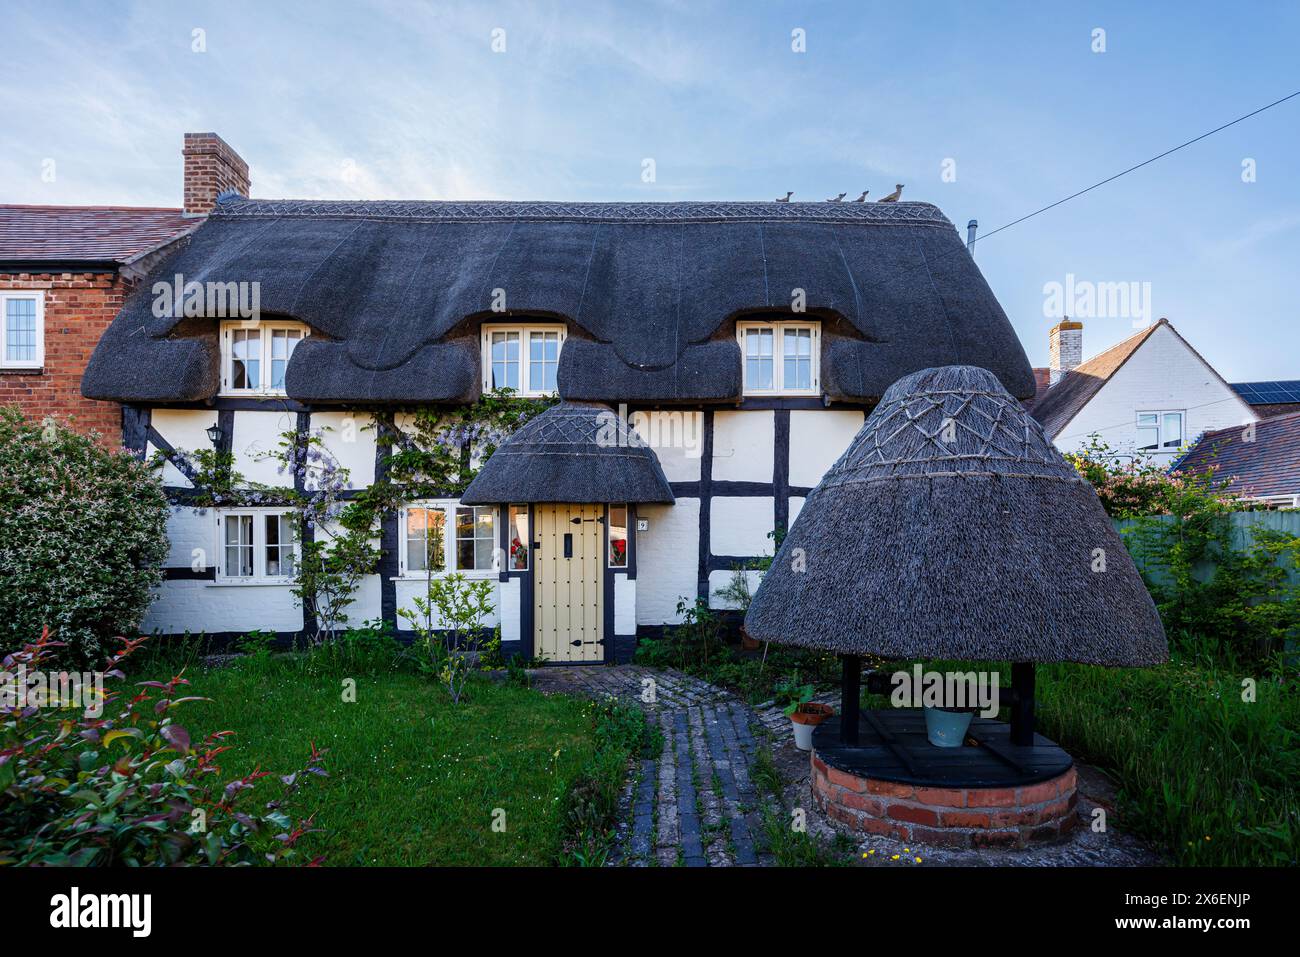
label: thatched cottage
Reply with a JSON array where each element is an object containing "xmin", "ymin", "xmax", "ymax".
[{"xmin": 83, "ymin": 195, "xmax": 1034, "ymax": 663}]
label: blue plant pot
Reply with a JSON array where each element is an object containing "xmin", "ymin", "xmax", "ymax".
[{"xmin": 923, "ymin": 707, "xmax": 974, "ymax": 748}]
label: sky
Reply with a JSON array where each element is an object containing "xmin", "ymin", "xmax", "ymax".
[{"xmin": 3, "ymin": 0, "xmax": 1298, "ymax": 378}]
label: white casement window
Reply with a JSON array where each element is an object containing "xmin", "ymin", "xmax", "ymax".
[
  {"xmin": 220, "ymin": 320, "xmax": 309, "ymax": 396},
  {"xmin": 399, "ymin": 502, "xmax": 499, "ymax": 576},
  {"xmin": 1136, "ymin": 410, "xmax": 1185, "ymax": 453},
  {"xmin": 0, "ymin": 291, "xmax": 44, "ymax": 370},
  {"xmin": 737, "ymin": 321, "xmax": 820, "ymax": 395},
  {"xmin": 481, "ymin": 324, "xmax": 565, "ymax": 396},
  {"xmin": 215, "ymin": 509, "xmax": 298, "ymax": 583}
]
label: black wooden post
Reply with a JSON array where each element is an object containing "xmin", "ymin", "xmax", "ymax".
[
  {"xmin": 1010, "ymin": 661, "xmax": 1036, "ymax": 746},
  {"xmin": 840, "ymin": 654, "xmax": 861, "ymax": 746}
]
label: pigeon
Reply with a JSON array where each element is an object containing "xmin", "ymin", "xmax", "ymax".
[
  {"xmin": 775, "ymin": 191, "xmax": 793, "ymax": 202},
  {"xmin": 852, "ymin": 191, "xmax": 869, "ymax": 202},
  {"xmin": 826, "ymin": 192, "xmax": 846, "ymax": 202},
  {"xmin": 878, "ymin": 184, "xmax": 904, "ymax": 203}
]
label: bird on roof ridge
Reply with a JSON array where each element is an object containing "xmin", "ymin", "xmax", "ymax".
[
  {"xmin": 775, "ymin": 191, "xmax": 793, "ymax": 202},
  {"xmin": 827, "ymin": 192, "xmax": 846, "ymax": 202},
  {"xmin": 878, "ymin": 184, "xmax": 904, "ymax": 203},
  {"xmin": 852, "ymin": 191, "xmax": 869, "ymax": 202}
]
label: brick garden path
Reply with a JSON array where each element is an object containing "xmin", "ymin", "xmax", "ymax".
[{"xmin": 529, "ymin": 665, "xmax": 775, "ymax": 866}]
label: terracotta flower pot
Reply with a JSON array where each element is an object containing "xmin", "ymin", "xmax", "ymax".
[
  {"xmin": 740, "ymin": 626, "xmax": 761, "ymax": 651},
  {"xmin": 789, "ymin": 702, "xmax": 834, "ymax": 750}
]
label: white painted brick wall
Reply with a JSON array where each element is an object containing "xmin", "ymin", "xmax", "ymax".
[
  {"xmin": 393, "ymin": 576, "xmax": 502, "ymax": 629},
  {"xmin": 710, "ymin": 496, "xmax": 774, "ymax": 555},
  {"xmin": 789, "ymin": 409, "xmax": 864, "ymax": 487},
  {"xmin": 1055, "ymin": 323, "xmax": 1257, "ymax": 462},
  {"xmin": 143, "ymin": 580, "xmax": 303, "ymax": 635},
  {"xmin": 614, "ymin": 574, "xmax": 636, "ymax": 634},
  {"xmin": 500, "ymin": 578, "xmax": 521, "ymax": 642},
  {"xmin": 636, "ymin": 499, "xmax": 699, "ymax": 625},
  {"xmin": 163, "ymin": 506, "xmax": 214, "ymax": 569}
]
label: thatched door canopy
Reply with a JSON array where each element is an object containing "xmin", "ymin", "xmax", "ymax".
[
  {"xmin": 460, "ymin": 401, "xmax": 674, "ymax": 505},
  {"xmin": 745, "ymin": 365, "xmax": 1167, "ymax": 666}
]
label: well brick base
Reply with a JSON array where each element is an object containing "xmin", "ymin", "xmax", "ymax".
[{"xmin": 811, "ymin": 751, "xmax": 1078, "ymax": 848}]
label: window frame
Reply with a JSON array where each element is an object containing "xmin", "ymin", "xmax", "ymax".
[
  {"xmin": 480, "ymin": 323, "xmax": 566, "ymax": 397},
  {"xmin": 0, "ymin": 291, "xmax": 45, "ymax": 370},
  {"xmin": 398, "ymin": 501, "xmax": 500, "ymax": 577},
  {"xmin": 607, "ymin": 503, "xmax": 629, "ymax": 570},
  {"xmin": 219, "ymin": 319, "xmax": 309, "ymax": 397},
  {"xmin": 1135, "ymin": 409, "xmax": 1186, "ymax": 453},
  {"xmin": 214, "ymin": 507, "xmax": 299, "ymax": 584},
  {"xmin": 736, "ymin": 320, "xmax": 820, "ymax": 396}
]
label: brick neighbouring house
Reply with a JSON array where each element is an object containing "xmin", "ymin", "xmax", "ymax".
[{"xmin": 0, "ymin": 133, "xmax": 248, "ymax": 442}]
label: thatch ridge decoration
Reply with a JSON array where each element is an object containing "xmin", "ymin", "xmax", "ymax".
[{"xmin": 744, "ymin": 364, "xmax": 1168, "ymax": 667}]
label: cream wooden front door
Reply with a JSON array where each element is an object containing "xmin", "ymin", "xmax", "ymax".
[{"xmin": 534, "ymin": 504, "xmax": 604, "ymax": 663}]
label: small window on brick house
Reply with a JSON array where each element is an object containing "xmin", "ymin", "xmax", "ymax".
[{"xmin": 0, "ymin": 292, "xmax": 44, "ymax": 370}]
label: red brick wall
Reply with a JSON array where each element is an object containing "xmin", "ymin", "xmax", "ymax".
[
  {"xmin": 183, "ymin": 132, "xmax": 250, "ymax": 215},
  {"xmin": 0, "ymin": 272, "xmax": 125, "ymax": 445}
]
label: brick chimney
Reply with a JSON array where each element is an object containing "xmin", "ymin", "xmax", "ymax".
[
  {"xmin": 1048, "ymin": 318, "xmax": 1083, "ymax": 385},
  {"xmin": 183, "ymin": 132, "xmax": 250, "ymax": 215}
]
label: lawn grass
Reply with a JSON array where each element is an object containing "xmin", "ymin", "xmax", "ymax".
[
  {"xmin": 146, "ymin": 657, "xmax": 600, "ymax": 866},
  {"xmin": 863, "ymin": 649, "xmax": 1299, "ymax": 867}
]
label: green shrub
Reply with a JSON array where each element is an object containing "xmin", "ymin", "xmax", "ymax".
[
  {"xmin": 0, "ymin": 631, "xmax": 326, "ymax": 866},
  {"xmin": 0, "ymin": 408, "xmax": 169, "ymax": 666}
]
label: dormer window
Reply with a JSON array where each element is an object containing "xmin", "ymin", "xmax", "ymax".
[
  {"xmin": 220, "ymin": 320, "xmax": 309, "ymax": 396},
  {"xmin": 737, "ymin": 320, "xmax": 820, "ymax": 396},
  {"xmin": 481, "ymin": 323, "xmax": 565, "ymax": 397}
]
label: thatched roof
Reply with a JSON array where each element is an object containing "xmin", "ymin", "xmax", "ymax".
[
  {"xmin": 745, "ymin": 365, "xmax": 1167, "ymax": 666},
  {"xmin": 459, "ymin": 401, "xmax": 674, "ymax": 504},
  {"xmin": 82, "ymin": 197, "xmax": 1035, "ymax": 405}
]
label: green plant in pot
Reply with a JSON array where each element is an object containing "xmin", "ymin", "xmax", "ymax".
[{"xmin": 775, "ymin": 672, "xmax": 833, "ymax": 751}]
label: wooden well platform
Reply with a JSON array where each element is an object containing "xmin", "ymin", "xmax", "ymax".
[{"xmin": 810, "ymin": 710, "xmax": 1078, "ymax": 848}]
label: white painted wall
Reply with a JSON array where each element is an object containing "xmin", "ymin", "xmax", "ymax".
[
  {"xmin": 393, "ymin": 575, "xmax": 502, "ymax": 630},
  {"xmin": 143, "ymin": 580, "xmax": 303, "ymax": 635},
  {"xmin": 636, "ymin": 498, "xmax": 699, "ymax": 625},
  {"xmin": 1054, "ymin": 323, "xmax": 1257, "ymax": 463},
  {"xmin": 500, "ymin": 578, "xmax": 521, "ymax": 642},
  {"xmin": 710, "ymin": 496, "xmax": 775, "ymax": 556},
  {"xmin": 789, "ymin": 495, "xmax": 806, "ymax": 528},
  {"xmin": 148, "ymin": 409, "xmax": 218, "ymax": 487},
  {"xmin": 708, "ymin": 568, "xmax": 765, "ymax": 610},
  {"xmin": 232, "ymin": 410, "xmax": 299, "ymax": 486},
  {"xmin": 633, "ymin": 410, "xmax": 703, "ymax": 482},
  {"xmin": 313, "ymin": 412, "xmax": 377, "ymax": 489},
  {"xmin": 789, "ymin": 409, "xmax": 864, "ymax": 487},
  {"xmin": 712, "ymin": 410, "xmax": 774, "ymax": 482},
  {"xmin": 614, "ymin": 574, "xmax": 636, "ymax": 634},
  {"xmin": 162, "ymin": 506, "xmax": 213, "ymax": 569}
]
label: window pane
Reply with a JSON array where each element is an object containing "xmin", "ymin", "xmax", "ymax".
[
  {"xmin": 1136, "ymin": 427, "xmax": 1158, "ymax": 451},
  {"xmin": 231, "ymin": 329, "xmax": 261, "ymax": 389},
  {"xmin": 264, "ymin": 513, "xmax": 295, "ymax": 577},
  {"xmin": 456, "ymin": 506, "xmax": 495, "ymax": 570},
  {"xmin": 744, "ymin": 328, "xmax": 774, "ymax": 390},
  {"xmin": 491, "ymin": 331, "xmax": 520, "ymax": 390},
  {"xmin": 528, "ymin": 331, "xmax": 560, "ymax": 393},
  {"xmin": 509, "ymin": 505, "xmax": 529, "ymax": 570},
  {"xmin": 608, "ymin": 505, "xmax": 628, "ymax": 568},
  {"xmin": 1162, "ymin": 413, "xmax": 1183, "ymax": 449},
  {"xmin": 224, "ymin": 515, "xmax": 253, "ymax": 577},
  {"xmin": 4, "ymin": 298, "xmax": 37, "ymax": 361},
  {"xmin": 406, "ymin": 507, "xmax": 428, "ymax": 572}
]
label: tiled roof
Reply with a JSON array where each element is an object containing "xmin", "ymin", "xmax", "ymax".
[
  {"xmin": 1176, "ymin": 411, "xmax": 1300, "ymax": 500},
  {"xmin": 0, "ymin": 205, "xmax": 196, "ymax": 266},
  {"xmin": 1027, "ymin": 321, "xmax": 1166, "ymax": 438}
]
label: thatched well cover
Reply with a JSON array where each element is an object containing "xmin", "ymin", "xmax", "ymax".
[
  {"xmin": 460, "ymin": 401, "xmax": 674, "ymax": 505},
  {"xmin": 745, "ymin": 365, "xmax": 1167, "ymax": 666}
]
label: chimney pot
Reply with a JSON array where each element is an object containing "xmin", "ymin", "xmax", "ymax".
[{"xmin": 182, "ymin": 132, "xmax": 250, "ymax": 216}]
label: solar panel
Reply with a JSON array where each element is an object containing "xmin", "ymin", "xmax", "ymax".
[{"xmin": 1232, "ymin": 381, "xmax": 1300, "ymax": 404}]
